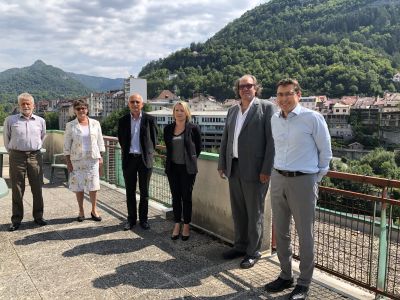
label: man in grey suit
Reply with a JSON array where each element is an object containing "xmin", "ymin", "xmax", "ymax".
[{"xmin": 218, "ymin": 74, "xmax": 275, "ymax": 269}]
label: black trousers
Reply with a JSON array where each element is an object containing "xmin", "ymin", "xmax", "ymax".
[
  {"xmin": 122, "ymin": 155, "xmax": 152, "ymax": 224},
  {"xmin": 167, "ymin": 163, "xmax": 196, "ymax": 224}
]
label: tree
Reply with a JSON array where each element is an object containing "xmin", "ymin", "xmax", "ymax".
[
  {"xmin": 101, "ymin": 107, "xmax": 129, "ymax": 137},
  {"xmin": 0, "ymin": 104, "xmax": 8, "ymax": 125},
  {"xmin": 44, "ymin": 112, "xmax": 59, "ymax": 130},
  {"xmin": 395, "ymin": 151, "xmax": 400, "ymax": 167}
]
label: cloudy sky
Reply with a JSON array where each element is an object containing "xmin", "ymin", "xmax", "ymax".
[{"xmin": 0, "ymin": 0, "xmax": 266, "ymax": 78}]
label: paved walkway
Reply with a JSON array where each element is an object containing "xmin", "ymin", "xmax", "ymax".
[{"xmin": 0, "ymin": 165, "xmax": 374, "ymax": 299}]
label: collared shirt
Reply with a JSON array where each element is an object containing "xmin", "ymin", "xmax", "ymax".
[
  {"xmin": 129, "ymin": 112, "xmax": 142, "ymax": 154},
  {"xmin": 3, "ymin": 113, "xmax": 46, "ymax": 152},
  {"xmin": 271, "ymin": 104, "xmax": 332, "ymax": 182},
  {"xmin": 233, "ymin": 97, "xmax": 255, "ymax": 158}
]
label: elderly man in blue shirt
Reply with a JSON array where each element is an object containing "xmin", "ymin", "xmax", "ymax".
[
  {"xmin": 3, "ymin": 92, "xmax": 47, "ymax": 231},
  {"xmin": 265, "ymin": 78, "xmax": 332, "ymax": 300}
]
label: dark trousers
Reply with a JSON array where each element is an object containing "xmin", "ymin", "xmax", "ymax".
[
  {"xmin": 167, "ymin": 163, "xmax": 196, "ymax": 224},
  {"xmin": 9, "ymin": 150, "xmax": 44, "ymax": 224},
  {"xmin": 122, "ymin": 155, "xmax": 152, "ymax": 224},
  {"xmin": 228, "ymin": 159, "xmax": 268, "ymax": 256}
]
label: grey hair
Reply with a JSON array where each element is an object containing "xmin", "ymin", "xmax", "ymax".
[
  {"xmin": 17, "ymin": 92, "xmax": 35, "ymax": 105},
  {"xmin": 233, "ymin": 74, "xmax": 262, "ymax": 99}
]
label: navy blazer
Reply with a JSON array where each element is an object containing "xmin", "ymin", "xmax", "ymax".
[
  {"xmin": 163, "ymin": 122, "xmax": 202, "ymax": 175},
  {"xmin": 117, "ymin": 112, "xmax": 158, "ymax": 169}
]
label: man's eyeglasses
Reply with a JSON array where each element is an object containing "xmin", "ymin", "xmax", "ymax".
[
  {"xmin": 129, "ymin": 101, "xmax": 141, "ymax": 104},
  {"xmin": 239, "ymin": 84, "xmax": 255, "ymax": 90},
  {"xmin": 277, "ymin": 91, "xmax": 297, "ymax": 98},
  {"xmin": 75, "ymin": 107, "xmax": 87, "ymax": 111}
]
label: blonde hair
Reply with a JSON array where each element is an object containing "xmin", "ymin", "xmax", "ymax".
[{"xmin": 173, "ymin": 101, "xmax": 191, "ymax": 122}]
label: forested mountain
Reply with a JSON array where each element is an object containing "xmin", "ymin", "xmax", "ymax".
[
  {"xmin": 0, "ymin": 60, "xmax": 123, "ymax": 103},
  {"xmin": 0, "ymin": 60, "xmax": 91, "ymax": 102},
  {"xmin": 139, "ymin": 0, "xmax": 400, "ymax": 100},
  {"xmin": 67, "ymin": 72, "xmax": 124, "ymax": 92}
]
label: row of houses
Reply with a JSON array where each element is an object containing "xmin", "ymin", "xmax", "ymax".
[
  {"xmin": 36, "ymin": 73, "xmax": 400, "ymax": 149},
  {"xmin": 149, "ymin": 92, "xmax": 400, "ymax": 150}
]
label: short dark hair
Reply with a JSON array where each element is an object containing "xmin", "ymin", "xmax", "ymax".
[
  {"xmin": 276, "ymin": 78, "xmax": 301, "ymax": 92},
  {"xmin": 73, "ymin": 99, "xmax": 88, "ymax": 109},
  {"xmin": 233, "ymin": 74, "xmax": 262, "ymax": 99}
]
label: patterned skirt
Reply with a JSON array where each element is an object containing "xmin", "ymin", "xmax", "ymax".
[{"xmin": 69, "ymin": 153, "xmax": 100, "ymax": 192}]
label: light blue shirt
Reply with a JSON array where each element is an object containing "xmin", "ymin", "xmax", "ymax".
[
  {"xmin": 129, "ymin": 112, "xmax": 142, "ymax": 154},
  {"xmin": 271, "ymin": 104, "xmax": 332, "ymax": 182},
  {"xmin": 3, "ymin": 113, "xmax": 46, "ymax": 152}
]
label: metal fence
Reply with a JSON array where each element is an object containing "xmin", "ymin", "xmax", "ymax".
[
  {"xmin": 101, "ymin": 136, "xmax": 172, "ymax": 207},
  {"xmin": 101, "ymin": 136, "xmax": 400, "ymax": 298},
  {"xmin": 276, "ymin": 171, "xmax": 400, "ymax": 299}
]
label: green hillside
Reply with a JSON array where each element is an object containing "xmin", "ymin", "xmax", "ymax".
[
  {"xmin": 0, "ymin": 60, "xmax": 92, "ymax": 103},
  {"xmin": 67, "ymin": 72, "xmax": 124, "ymax": 92},
  {"xmin": 139, "ymin": 0, "xmax": 400, "ymax": 100}
]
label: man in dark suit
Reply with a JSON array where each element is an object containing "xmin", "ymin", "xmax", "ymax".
[
  {"xmin": 218, "ymin": 74, "xmax": 275, "ymax": 269},
  {"xmin": 118, "ymin": 93, "xmax": 158, "ymax": 230}
]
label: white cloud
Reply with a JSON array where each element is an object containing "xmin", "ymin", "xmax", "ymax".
[{"xmin": 0, "ymin": 0, "xmax": 265, "ymax": 78}]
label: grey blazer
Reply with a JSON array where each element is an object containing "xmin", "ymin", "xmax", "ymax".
[{"xmin": 218, "ymin": 98, "xmax": 275, "ymax": 182}]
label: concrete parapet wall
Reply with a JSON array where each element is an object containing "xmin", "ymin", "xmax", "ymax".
[
  {"xmin": 42, "ymin": 130, "xmax": 65, "ymax": 163},
  {"xmin": 41, "ymin": 132, "xmax": 273, "ymax": 251},
  {"xmin": 192, "ymin": 152, "xmax": 272, "ymax": 251}
]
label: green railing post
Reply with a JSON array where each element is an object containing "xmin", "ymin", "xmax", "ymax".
[
  {"xmin": 114, "ymin": 143, "xmax": 124, "ymax": 187},
  {"xmin": 376, "ymin": 188, "xmax": 388, "ymax": 298}
]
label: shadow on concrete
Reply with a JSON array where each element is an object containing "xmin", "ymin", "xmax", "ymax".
[
  {"xmin": 13, "ymin": 224, "xmax": 122, "ymax": 245},
  {"xmin": 0, "ymin": 221, "xmax": 48, "ymax": 232},
  {"xmin": 63, "ymin": 238, "xmax": 145, "ymax": 256}
]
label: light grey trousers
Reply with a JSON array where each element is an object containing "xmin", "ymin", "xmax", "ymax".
[
  {"xmin": 271, "ymin": 169, "xmax": 318, "ymax": 287},
  {"xmin": 228, "ymin": 160, "xmax": 268, "ymax": 256}
]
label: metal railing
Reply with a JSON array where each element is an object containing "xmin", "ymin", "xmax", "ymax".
[
  {"xmin": 101, "ymin": 136, "xmax": 172, "ymax": 207},
  {"xmin": 275, "ymin": 171, "xmax": 400, "ymax": 299},
  {"xmin": 100, "ymin": 136, "xmax": 400, "ymax": 298}
]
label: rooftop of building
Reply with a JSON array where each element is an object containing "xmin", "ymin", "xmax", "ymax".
[{"xmin": 0, "ymin": 161, "xmax": 373, "ymax": 300}]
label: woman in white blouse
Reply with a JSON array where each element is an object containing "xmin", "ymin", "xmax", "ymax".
[{"xmin": 64, "ymin": 99, "xmax": 105, "ymax": 222}]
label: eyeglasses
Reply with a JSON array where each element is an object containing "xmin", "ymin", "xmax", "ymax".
[
  {"xmin": 129, "ymin": 101, "xmax": 141, "ymax": 104},
  {"xmin": 75, "ymin": 107, "xmax": 87, "ymax": 111},
  {"xmin": 277, "ymin": 91, "xmax": 297, "ymax": 98},
  {"xmin": 239, "ymin": 84, "xmax": 255, "ymax": 90}
]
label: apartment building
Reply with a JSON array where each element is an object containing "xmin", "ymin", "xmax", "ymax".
[
  {"xmin": 148, "ymin": 90, "xmax": 179, "ymax": 111},
  {"xmin": 124, "ymin": 75, "xmax": 147, "ymax": 103},
  {"xmin": 188, "ymin": 95, "xmax": 225, "ymax": 111},
  {"xmin": 58, "ymin": 100, "xmax": 74, "ymax": 130},
  {"xmin": 103, "ymin": 90, "xmax": 125, "ymax": 117},
  {"xmin": 149, "ymin": 109, "xmax": 227, "ymax": 150},
  {"xmin": 88, "ymin": 93, "xmax": 104, "ymax": 117}
]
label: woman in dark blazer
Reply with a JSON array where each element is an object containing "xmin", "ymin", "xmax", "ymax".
[{"xmin": 164, "ymin": 101, "xmax": 201, "ymax": 241}]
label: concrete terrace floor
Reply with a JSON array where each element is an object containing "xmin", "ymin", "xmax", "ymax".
[{"xmin": 0, "ymin": 165, "xmax": 375, "ymax": 300}]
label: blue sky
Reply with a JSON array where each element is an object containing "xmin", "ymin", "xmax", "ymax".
[{"xmin": 0, "ymin": 0, "xmax": 265, "ymax": 78}]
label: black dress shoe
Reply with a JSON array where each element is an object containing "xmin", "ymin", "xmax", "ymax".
[
  {"xmin": 289, "ymin": 285, "xmax": 309, "ymax": 300},
  {"xmin": 91, "ymin": 212, "xmax": 102, "ymax": 222},
  {"xmin": 77, "ymin": 216, "xmax": 84, "ymax": 222},
  {"xmin": 9, "ymin": 223, "xmax": 20, "ymax": 231},
  {"xmin": 140, "ymin": 221, "xmax": 150, "ymax": 230},
  {"xmin": 171, "ymin": 234, "xmax": 179, "ymax": 240},
  {"xmin": 222, "ymin": 248, "xmax": 246, "ymax": 260},
  {"xmin": 34, "ymin": 218, "xmax": 48, "ymax": 226},
  {"xmin": 265, "ymin": 276, "xmax": 294, "ymax": 292},
  {"xmin": 181, "ymin": 235, "xmax": 190, "ymax": 241},
  {"xmin": 240, "ymin": 253, "xmax": 261, "ymax": 269},
  {"xmin": 123, "ymin": 222, "xmax": 135, "ymax": 231}
]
